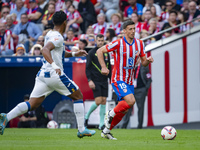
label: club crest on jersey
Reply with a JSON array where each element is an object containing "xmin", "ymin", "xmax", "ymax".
[
  {"xmin": 123, "ymin": 88, "xmax": 127, "ymax": 93},
  {"xmin": 128, "ymin": 58, "xmax": 134, "ymax": 66}
]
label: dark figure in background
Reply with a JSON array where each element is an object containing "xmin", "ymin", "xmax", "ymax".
[
  {"xmin": 78, "ymin": 0, "xmax": 96, "ymax": 33},
  {"xmin": 18, "ymin": 94, "xmax": 37, "ymax": 128},
  {"xmin": 18, "ymin": 94, "xmax": 49, "ymax": 128},
  {"xmin": 121, "ymin": 60, "xmax": 152, "ymax": 129}
]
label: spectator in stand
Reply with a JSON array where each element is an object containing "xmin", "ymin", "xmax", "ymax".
[
  {"xmin": 66, "ymin": 4, "xmax": 83, "ymax": 32},
  {"xmin": 139, "ymin": 29, "xmax": 152, "ymax": 45},
  {"xmin": 92, "ymin": 13, "xmax": 107, "ymax": 36},
  {"xmin": 162, "ymin": 27, "xmax": 173, "ymax": 39},
  {"xmin": 181, "ymin": 0, "xmax": 189, "ymax": 14},
  {"xmin": 131, "ymin": 12, "xmax": 143, "ymax": 38},
  {"xmin": 124, "ymin": 0, "xmax": 143, "ymax": 20},
  {"xmin": 78, "ymin": 26, "xmax": 94, "ymax": 40},
  {"xmin": 178, "ymin": 11, "xmax": 189, "ymax": 32},
  {"xmin": 42, "ymin": 3, "xmax": 55, "ymax": 31},
  {"xmin": 13, "ymin": 44, "xmax": 26, "ymax": 56},
  {"xmin": 100, "ymin": 0, "xmax": 119, "ymax": 22},
  {"xmin": 55, "ymin": 0, "xmax": 65, "ymax": 11},
  {"xmin": 12, "ymin": 13, "xmax": 42, "ymax": 53},
  {"xmin": 38, "ymin": 0, "xmax": 48, "ymax": 13},
  {"xmin": 9, "ymin": 0, "xmax": 16, "ymax": 12},
  {"xmin": 64, "ymin": 29, "xmax": 79, "ymax": 50},
  {"xmin": 63, "ymin": 0, "xmax": 73, "ymax": 14},
  {"xmin": 10, "ymin": 0, "xmax": 27, "ymax": 22},
  {"xmin": 78, "ymin": 0, "xmax": 96, "ymax": 34},
  {"xmin": 162, "ymin": 10, "xmax": 180, "ymax": 34},
  {"xmin": 109, "ymin": 13, "xmax": 122, "ymax": 35},
  {"xmin": 150, "ymin": 5, "xmax": 159, "ymax": 20},
  {"xmin": 0, "ymin": 5, "xmax": 10, "ymax": 23},
  {"xmin": 142, "ymin": 10, "xmax": 152, "ymax": 30},
  {"xmin": 148, "ymin": 18, "xmax": 161, "ymax": 40},
  {"xmin": 0, "ymin": 22, "xmax": 14, "ymax": 56},
  {"xmin": 171, "ymin": 0, "xmax": 182, "ymax": 11},
  {"xmin": 29, "ymin": 43, "xmax": 42, "ymax": 56},
  {"xmin": 117, "ymin": 30, "xmax": 124, "ymax": 39},
  {"xmin": 105, "ymin": 28, "xmax": 117, "ymax": 43},
  {"xmin": 87, "ymin": 34, "xmax": 96, "ymax": 46},
  {"xmin": 36, "ymin": 35, "xmax": 44, "ymax": 47},
  {"xmin": 27, "ymin": 0, "xmax": 43, "ymax": 31},
  {"xmin": 160, "ymin": 0, "xmax": 174, "ymax": 22},
  {"xmin": 187, "ymin": 1, "xmax": 200, "ymax": 22},
  {"xmin": 78, "ymin": 39, "xmax": 88, "ymax": 50},
  {"xmin": 6, "ymin": 14, "xmax": 15, "ymax": 32},
  {"xmin": 142, "ymin": 0, "xmax": 161, "ymax": 16}
]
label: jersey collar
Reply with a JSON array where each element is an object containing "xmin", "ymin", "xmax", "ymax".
[{"xmin": 123, "ymin": 36, "xmax": 135, "ymax": 46}]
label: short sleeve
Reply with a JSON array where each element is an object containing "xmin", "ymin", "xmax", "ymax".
[
  {"xmin": 74, "ymin": 11, "xmax": 81, "ymax": 19},
  {"xmin": 139, "ymin": 40, "xmax": 145, "ymax": 57},
  {"xmin": 48, "ymin": 35, "xmax": 63, "ymax": 48},
  {"xmin": 105, "ymin": 40, "xmax": 120, "ymax": 52}
]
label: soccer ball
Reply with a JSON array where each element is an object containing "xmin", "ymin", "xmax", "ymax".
[
  {"xmin": 161, "ymin": 126, "xmax": 177, "ymax": 140},
  {"xmin": 47, "ymin": 120, "xmax": 58, "ymax": 129}
]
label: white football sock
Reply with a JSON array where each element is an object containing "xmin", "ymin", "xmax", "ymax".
[
  {"xmin": 109, "ymin": 109, "xmax": 116, "ymax": 117},
  {"xmin": 73, "ymin": 100, "xmax": 85, "ymax": 132},
  {"xmin": 7, "ymin": 102, "xmax": 29, "ymax": 121},
  {"xmin": 103, "ymin": 127, "xmax": 110, "ymax": 133}
]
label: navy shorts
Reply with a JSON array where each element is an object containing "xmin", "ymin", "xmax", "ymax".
[{"xmin": 112, "ymin": 81, "xmax": 134, "ymax": 101}]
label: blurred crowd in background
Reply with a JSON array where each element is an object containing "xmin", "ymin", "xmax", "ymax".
[{"xmin": 0, "ymin": 0, "xmax": 199, "ymax": 56}]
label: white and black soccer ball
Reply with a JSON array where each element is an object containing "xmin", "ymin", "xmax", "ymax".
[
  {"xmin": 161, "ymin": 126, "xmax": 177, "ymax": 140},
  {"xmin": 47, "ymin": 120, "xmax": 58, "ymax": 129}
]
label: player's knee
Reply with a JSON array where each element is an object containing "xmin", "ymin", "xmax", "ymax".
[
  {"xmin": 129, "ymin": 98, "xmax": 135, "ymax": 107},
  {"xmin": 101, "ymin": 97, "xmax": 107, "ymax": 105}
]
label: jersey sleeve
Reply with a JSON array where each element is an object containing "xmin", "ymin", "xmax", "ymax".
[
  {"xmin": 139, "ymin": 40, "xmax": 146, "ymax": 57},
  {"xmin": 105, "ymin": 40, "xmax": 120, "ymax": 52},
  {"xmin": 74, "ymin": 11, "xmax": 81, "ymax": 19},
  {"xmin": 48, "ymin": 34, "xmax": 63, "ymax": 48}
]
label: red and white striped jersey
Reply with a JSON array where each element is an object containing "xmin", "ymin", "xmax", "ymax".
[
  {"xmin": 159, "ymin": 12, "xmax": 169, "ymax": 22},
  {"xmin": 109, "ymin": 22, "xmax": 122, "ymax": 35},
  {"xmin": 105, "ymin": 37, "xmax": 146, "ymax": 85},
  {"xmin": 0, "ymin": 30, "xmax": 14, "ymax": 50},
  {"xmin": 135, "ymin": 22, "xmax": 143, "ymax": 34},
  {"xmin": 92, "ymin": 22, "xmax": 107, "ymax": 36}
]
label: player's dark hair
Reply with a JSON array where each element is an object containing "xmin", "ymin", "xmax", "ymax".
[
  {"xmin": 96, "ymin": 34, "xmax": 104, "ymax": 39},
  {"xmin": 122, "ymin": 20, "xmax": 135, "ymax": 29},
  {"xmin": 52, "ymin": 10, "xmax": 67, "ymax": 26}
]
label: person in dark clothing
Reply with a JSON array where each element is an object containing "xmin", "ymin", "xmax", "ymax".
[
  {"xmin": 85, "ymin": 34, "xmax": 111, "ymax": 130},
  {"xmin": 121, "ymin": 60, "xmax": 152, "ymax": 129},
  {"xmin": 78, "ymin": 0, "xmax": 96, "ymax": 33},
  {"xmin": 18, "ymin": 94, "xmax": 49, "ymax": 128},
  {"xmin": 161, "ymin": 10, "xmax": 181, "ymax": 34}
]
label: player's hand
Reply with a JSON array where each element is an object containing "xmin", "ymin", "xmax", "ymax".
[
  {"xmin": 88, "ymin": 80, "xmax": 95, "ymax": 90},
  {"xmin": 101, "ymin": 67, "xmax": 109, "ymax": 76},
  {"xmin": 147, "ymin": 56, "xmax": 154, "ymax": 63},
  {"xmin": 55, "ymin": 69, "xmax": 61, "ymax": 76},
  {"xmin": 75, "ymin": 50, "xmax": 88, "ymax": 57}
]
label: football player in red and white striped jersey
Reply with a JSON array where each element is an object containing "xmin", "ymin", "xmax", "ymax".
[{"xmin": 97, "ymin": 20, "xmax": 154, "ymax": 140}]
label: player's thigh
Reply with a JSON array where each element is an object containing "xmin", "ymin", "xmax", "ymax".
[
  {"xmin": 92, "ymin": 82, "xmax": 102, "ymax": 98},
  {"xmin": 30, "ymin": 77, "xmax": 54, "ymax": 98},
  {"xmin": 51, "ymin": 74, "xmax": 80, "ymax": 99},
  {"xmin": 111, "ymin": 81, "xmax": 134, "ymax": 102},
  {"xmin": 100, "ymin": 82, "xmax": 108, "ymax": 98},
  {"xmin": 123, "ymin": 93, "xmax": 136, "ymax": 106}
]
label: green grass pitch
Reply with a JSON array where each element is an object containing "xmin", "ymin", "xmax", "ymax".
[{"xmin": 0, "ymin": 128, "xmax": 199, "ymax": 150}]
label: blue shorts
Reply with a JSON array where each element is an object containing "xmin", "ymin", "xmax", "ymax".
[{"xmin": 112, "ymin": 81, "xmax": 134, "ymax": 101}]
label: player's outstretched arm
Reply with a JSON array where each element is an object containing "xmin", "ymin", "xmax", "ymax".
[
  {"xmin": 96, "ymin": 45, "xmax": 109, "ymax": 76},
  {"xmin": 65, "ymin": 50, "xmax": 88, "ymax": 58},
  {"xmin": 140, "ymin": 55, "xmax": 154, "ymax": 67}
]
